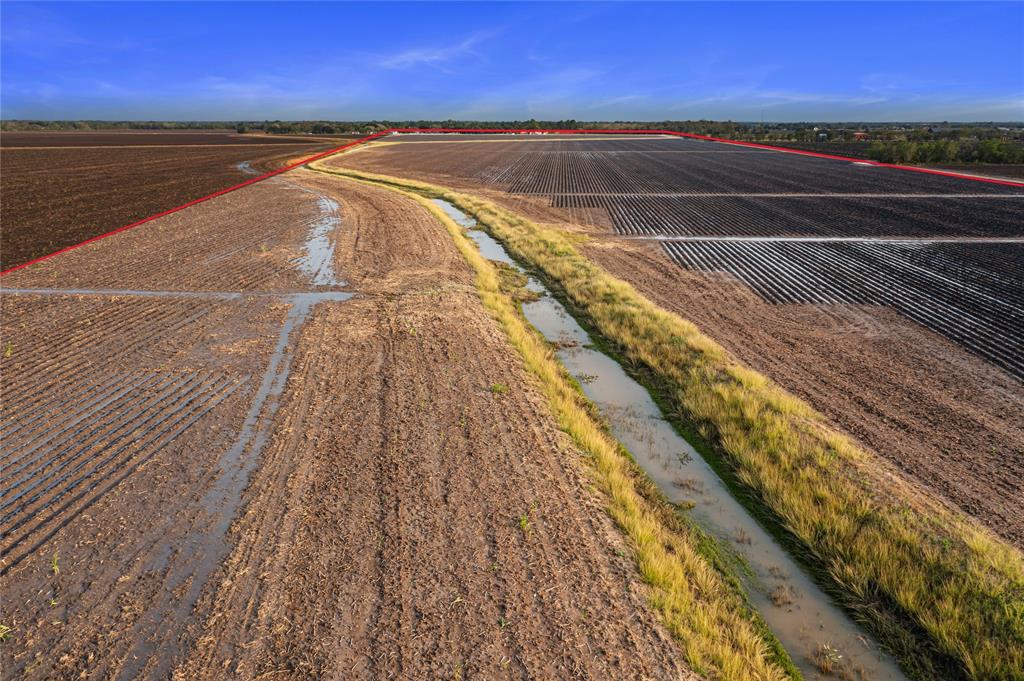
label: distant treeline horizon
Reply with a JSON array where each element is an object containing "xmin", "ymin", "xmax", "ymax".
[
  {"xmin": 4, "ymin": 118, "xmax": 1022, "ymax": 164},
  {"xmin": 3, "ymin": 119, "xmax": 1023, "ymax": 131}
]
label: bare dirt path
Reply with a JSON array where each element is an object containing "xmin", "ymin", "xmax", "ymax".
[{"xmin": 1, "ymin": 168, "xmax": 694, "ymax": 679}]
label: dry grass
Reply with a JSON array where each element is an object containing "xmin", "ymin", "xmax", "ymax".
[
  {"xmin": 320, "ymin": 167, "xmax": 793, "ymax": 681},
  {"xmin": 311, "ymin": 163, "xmax": 1024, "ymax": 681}
]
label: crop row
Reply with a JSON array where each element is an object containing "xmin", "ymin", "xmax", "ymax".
[
  {"xmin": 0, "ymin": 298, "xmax": 217, "ymax": 424},
  {"xmin": 663, "ymin": 240, "xmax": 1024, "ymax": 378},
  {"xmin": 479, "ymin": 142, "xmax": 1022, "ymax": 196},
  {"xmin": 0, "ymin": 368, "xmax": 241, "ymax": 564},
  {"xmin": 552, "ymin": 194, "xmax": 1024, "ymax": 238}
]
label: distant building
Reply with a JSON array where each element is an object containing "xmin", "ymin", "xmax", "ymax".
[{"xmin": 852, "ymin": 131, "xmax": 869, "ymax": 141}]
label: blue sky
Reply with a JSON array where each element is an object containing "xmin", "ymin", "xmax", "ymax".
[{"xmin": 2, "ymin": 1, "xmax": 1021, "ymax": 122}]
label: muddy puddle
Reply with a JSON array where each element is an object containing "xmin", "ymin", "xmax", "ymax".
[
  {"xmin": 278, "ymin": 180, "xmax": 346, "ymax": 287},
  {"xmin": 295, "ymin": 196, "xmax": 343, "ymax": 286},
  {"xmin": 434, "ymin": 198, "xmax": 907, "ymax": 681},
  {"xmin": 116, "ymin": 290, "xmax": 349, "ymax": 679}
]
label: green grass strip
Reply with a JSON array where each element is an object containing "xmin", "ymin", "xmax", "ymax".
[{"xmin": 310, "ymin": 163, "xmax": 1024, "ymax": 681}]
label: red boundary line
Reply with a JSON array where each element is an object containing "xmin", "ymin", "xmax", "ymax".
[{"xmin": 3, "ymin": 127, "xmax": 1022, "ymax": 277}]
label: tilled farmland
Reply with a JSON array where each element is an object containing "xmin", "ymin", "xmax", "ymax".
[
  {"xmin": 663, "ymin": 240, "xmax": 1024, "ymax": 378},
  {"xmin": 339, "ymin": 136, "xmax": 1024, "ymax": 372},
  {"xmin": 0, "ymin": 131, "xmax": 341, "ymax": 270},
  {"xmin": 3, "ymin": 130, "xmax": 1023, "ymax": 680},
  {"xmin": 0, "ymin": 130, "xmax": 358, "ymax": 148},
  {"xmin": 0, "ymin": 165, "xmax": 696, "ymax": 679},
  {"xmin": 335, "ymin": 134, "xmax": 1024, "ymax": 547}
]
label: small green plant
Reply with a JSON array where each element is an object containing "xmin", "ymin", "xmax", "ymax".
[
  {"xmin": 51, "ymin": 551, "xmax": 59, "ymax": 575},
  {"xmin": 3, "ymin": 342, "xmax": 12, "ymax": 359},
  {"xmin": 0, "ymin": 624, "xmax": 12, "ymax": 642},
  {"xmin": 258, "ymin": 243, "xmax": 269, "ymax": 254},
  {"xmin": 517, "ymin": 511, "xmax": 531, "ymax": 538},
  {"xmin": 499, "ymin": 616, "xmax": 509, "ymax": 630},
  {"xmin": 490, "ymin": 382, "xmax": 509, "ymax": 395}
]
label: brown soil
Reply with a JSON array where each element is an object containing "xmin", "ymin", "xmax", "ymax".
[
  {"xmin": 0, "ymin": 168, "xmax": 695, "ymax": 679},
  {"xmin": 330, "ymin": 138, "xmax": 1024, "ymax": 549},
  {"xmin": 0, "ymin": 136, "xmax": 336, "ymax": 269}
]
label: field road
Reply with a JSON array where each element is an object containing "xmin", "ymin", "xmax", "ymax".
[{"xmin": 0, "ymin": 171, "xmax": 696, "ymax": 679}]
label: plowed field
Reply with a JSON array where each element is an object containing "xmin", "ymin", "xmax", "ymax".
[{"xmin": 0, "ymin": 131, "xmax": 345, "ymax": 269}]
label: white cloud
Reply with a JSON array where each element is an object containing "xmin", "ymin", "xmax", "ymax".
[{"xmin": 377, "ymin": 32, "xmax": 490, "ymax": 71}]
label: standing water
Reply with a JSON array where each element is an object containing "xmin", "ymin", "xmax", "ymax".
[
  {"xmin": 433, "ymin": 198, "xmax": 907, "ymax": 681},
  {"xmin": 277, "ymin": 179, "xmax": 346, "ymax": 287},
  {"xmin": 295, "ymin": 196, "xmax": 344, "ymax": 286}
]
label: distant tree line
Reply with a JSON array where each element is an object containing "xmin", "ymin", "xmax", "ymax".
[
  {"xmin": 865, "ymin": 138, "xmax": 1024, "ymax": 164},
  {"xmin": 3, "ymin": 119, "xmax": 1022, "ymax": 164}
]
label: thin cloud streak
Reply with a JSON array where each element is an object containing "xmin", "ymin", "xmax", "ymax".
[{"xmin": 377, "ymin": 32, "xmax": 493, "ymax": 70}]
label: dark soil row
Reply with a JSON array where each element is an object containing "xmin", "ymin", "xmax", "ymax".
[
  {"xmin": 664, "ymin": 240, "xmax": 1024, "ymax": 378},
  {"xmin": 485, "ymin": 140, "xmax": 1022, "ymax": 195},
  {"xmin": 554, "ymin": 194, "xmax": 1024, "ymax": 238}
]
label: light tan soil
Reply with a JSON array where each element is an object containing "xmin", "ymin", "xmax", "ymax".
[{"xmin": 0, "ymin": 169, "xmax": 696, "ymax": 679}]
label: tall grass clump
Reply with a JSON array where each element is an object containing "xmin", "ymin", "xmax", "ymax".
[
  {"xmin": 319, "ymin": 166, "xmax": 795, "ymax": 681},
  {"xmin": 310, "ymin": 163, "xmax": 1024, "ymax": 681}
]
